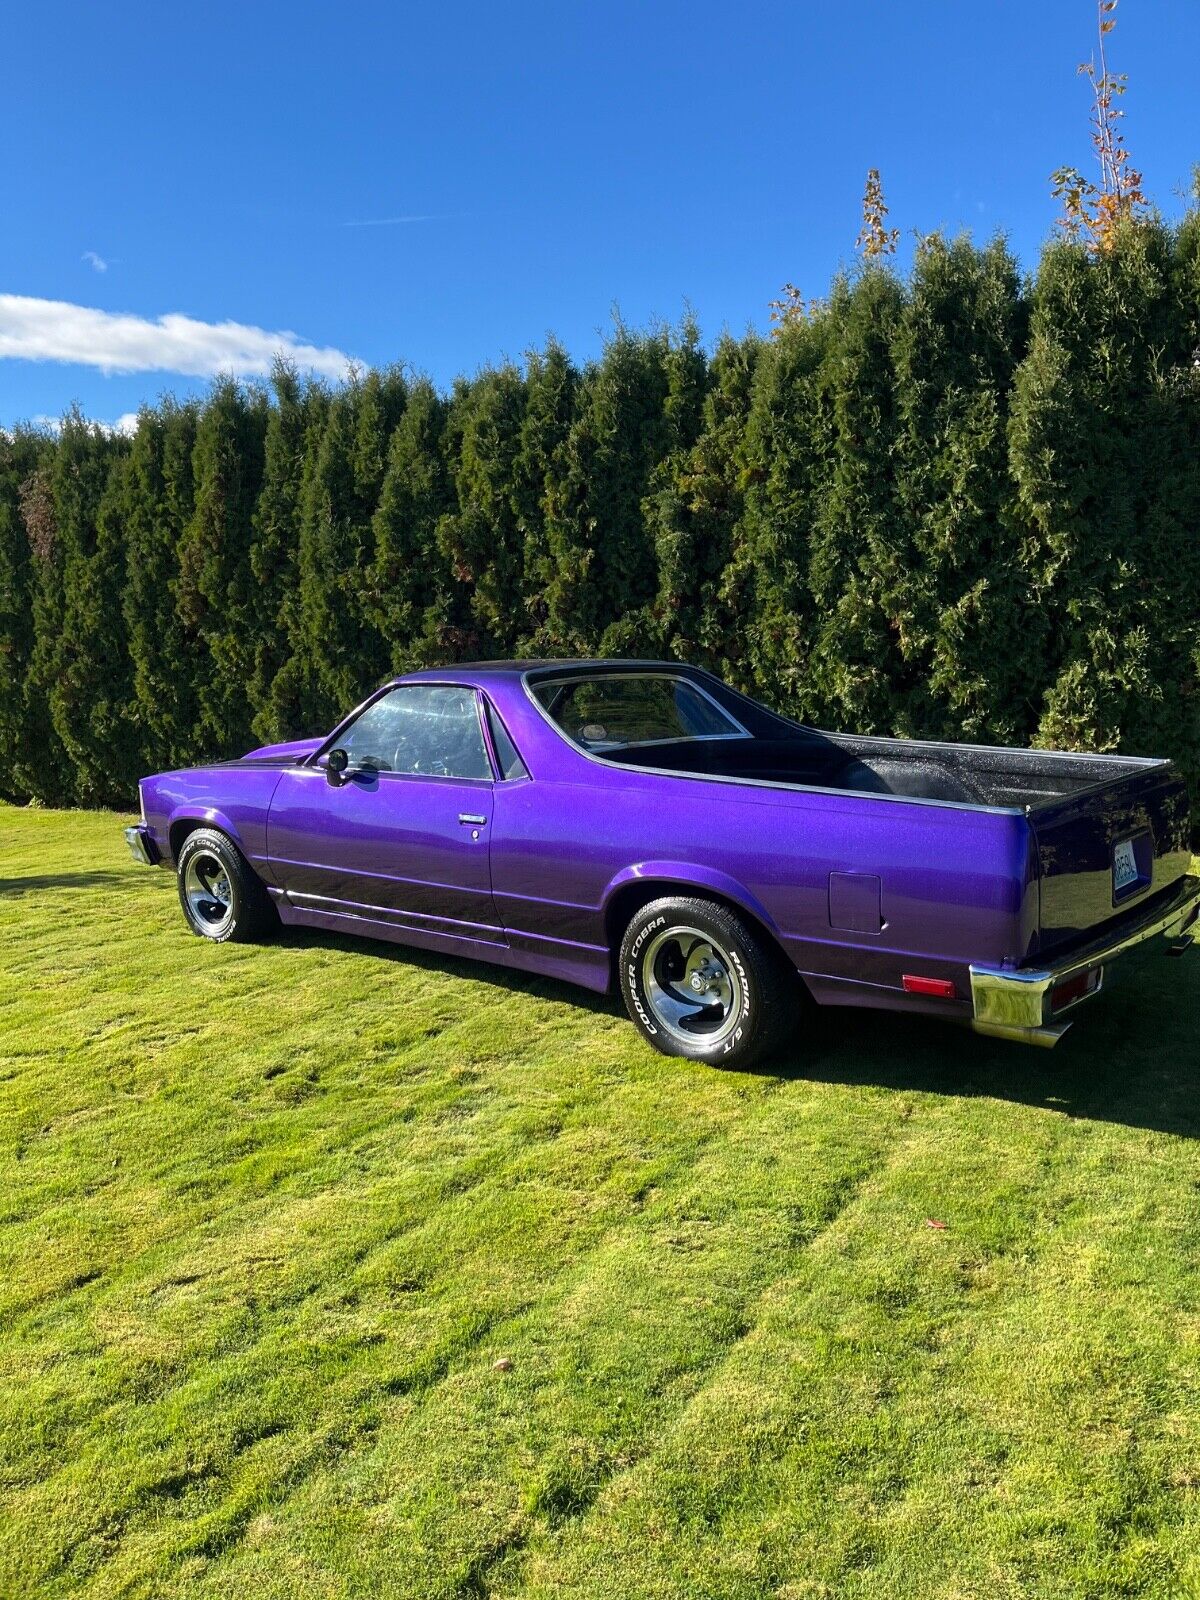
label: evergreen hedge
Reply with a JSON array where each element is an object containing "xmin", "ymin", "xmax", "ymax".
[{"xmin": 2, "ymin": 221, "xmax": 1198, "ymax": 811}]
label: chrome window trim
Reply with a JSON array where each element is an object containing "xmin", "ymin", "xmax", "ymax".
[
  {"xmin": 479, "ymin": 692, "xmax": 530, "ymax": 782},
  {"xmin": 519, "ymin": 671, "xmax": 1027, "ymax": 816}
]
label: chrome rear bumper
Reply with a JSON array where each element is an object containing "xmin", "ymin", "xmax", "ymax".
[{"xmin": 970, "ymin": 873, "xmax": 1200, "ymax": 1047}]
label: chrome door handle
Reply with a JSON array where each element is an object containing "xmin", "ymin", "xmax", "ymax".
[{"xmin": 458, "ymin": 813, "xmax": 487, "ymax": 826}]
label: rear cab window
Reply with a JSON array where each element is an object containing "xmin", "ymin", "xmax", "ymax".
[{"xmin": 532, "ymin": 673, "xmax": 746, "ymax": 752}]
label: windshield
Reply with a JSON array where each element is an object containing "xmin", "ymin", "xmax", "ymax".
[{"xmin": 533, "ymin": 674, "xmax": 746, "ymax": 751}]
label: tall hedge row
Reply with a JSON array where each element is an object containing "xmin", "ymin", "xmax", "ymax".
[{"xmin": 2, "ymin": 222, "xmax": 1199, "ymax": 810}]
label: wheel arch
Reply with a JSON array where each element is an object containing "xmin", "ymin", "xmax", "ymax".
[
  {"xmin": 167, "ymin": 808, "xmax": 247, "ymax": 866},
  {"xmin": 602, "ymin": 865, "xmax": 798, "ymax": 985}
]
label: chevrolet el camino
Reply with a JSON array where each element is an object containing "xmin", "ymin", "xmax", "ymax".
[{"xmin": 126, "ymin": 661, "xmax": 1200, "ymax": 1068}]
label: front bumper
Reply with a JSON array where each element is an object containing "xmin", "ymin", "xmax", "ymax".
[
  {"xmin": 124, "ymin": 824, "xmax": 159, "ymax": 867},
  {"xmin": 970, "ymin": 873, "xmax": 1200, "ymax": 1047}
]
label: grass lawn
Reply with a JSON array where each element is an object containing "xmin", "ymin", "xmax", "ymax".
[{"xmin": 2, "ymin": 806, "xmax": 1200, "ymax": 1600}]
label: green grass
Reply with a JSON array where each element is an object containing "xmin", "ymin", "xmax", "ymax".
[{"xmin": 2, "ymin": 806, "xmax": 1200, "ymax": 1600}]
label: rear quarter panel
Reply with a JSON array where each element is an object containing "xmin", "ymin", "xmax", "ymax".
[{"xmin": 488, "ymin": 760, "xmax": 1038, "ymax": 1007}]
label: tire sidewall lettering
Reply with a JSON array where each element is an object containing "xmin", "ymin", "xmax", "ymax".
[
  {"xmin": 626, "ymin": 914, "xmax": 666, "ymax": 1036},
  {"xmin": 626, "ymin": 913, "xmax": 753, "ymax": 1056},
  {"xmin": 180, "ymin": 835, "xmax": 240, "ymax": 941}
]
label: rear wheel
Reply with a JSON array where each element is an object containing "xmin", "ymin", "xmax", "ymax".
[
  {"xmin": 618, "ymin": 896, "xmax": 795, "ymax": 1068},
  {"xmin": 176, "ymin": 827, "xmax": 276, "ymax": 943}
]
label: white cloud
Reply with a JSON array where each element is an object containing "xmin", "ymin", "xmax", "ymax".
[
  {"xmin": 82, "ymin": 250, "xmax": 108, "ymax": 273},
  {"xmin": 0, "ymin": 293, "xmax": 355, "ymax": 381},
  {"xmin": 24, "ymin": 411, "xmax": 141, "ymax": 437}
]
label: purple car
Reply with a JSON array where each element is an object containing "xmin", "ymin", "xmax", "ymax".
[{"xmin": 126, "ymin": 660, "xmax": 1199, "ymax": 1068}]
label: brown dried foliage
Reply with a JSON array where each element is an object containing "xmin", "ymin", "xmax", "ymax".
[
  {"xmin": 856, "ymin": 168, "xmax": 899, "ymax": 259},
  {"xmin": 1051, "ymin": 0, "xmax": 1147, "ymax": 252},
  {"xmin": 18, "ymin": 468, "xmax": 56, "ymax": 565}
]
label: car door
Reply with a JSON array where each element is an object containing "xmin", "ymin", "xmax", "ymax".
[{"xmin": 266, "ymin": 683, "xmax": 504, "ymax": 944}]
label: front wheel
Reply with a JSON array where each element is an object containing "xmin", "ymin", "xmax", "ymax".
[
  {"xmin": 618, "ymin": 896, "xmax": 796, "ymax": 1069},
  {"xmin": 176, "ymin": 827, "xmax": 276, "ymax": 943}
]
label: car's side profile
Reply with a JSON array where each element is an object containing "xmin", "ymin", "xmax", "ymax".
[{"xmin": 127, "ymin": 660, "xmax": 1199, "ymax": 1068}]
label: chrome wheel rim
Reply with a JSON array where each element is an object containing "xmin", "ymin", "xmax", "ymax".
[
  {"xmin": 183, "ymin": 849, "xmax": 234, "ymax": 934},
  {"xmin": 642, "ymin": 925, "xmax": 742, "ymax": 1048}
]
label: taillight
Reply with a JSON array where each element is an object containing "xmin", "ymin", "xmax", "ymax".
[{"xmin": 902, "ymin": 975, "xmax": 957, "ymax": 1000}]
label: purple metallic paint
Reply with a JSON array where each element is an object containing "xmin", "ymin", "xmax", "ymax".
[
  {"xmin": 134, "ymin": 662, "xmax": 1188, "ymax": 1027},
  {"xmin": 243, "ymin": 737, "xmax": 325, "ymax": 763},
  {"xmin": 266, "ymin": 764, "xmax": 503, "ymax": 940}
]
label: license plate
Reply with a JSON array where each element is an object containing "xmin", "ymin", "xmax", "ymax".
[{"xmin": 1113, "ymin": 837, "xmax": 1140, "ymax": 895}]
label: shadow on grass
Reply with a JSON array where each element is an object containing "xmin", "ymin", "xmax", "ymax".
[
  {"xmin": 275, "ymin": 925, "xmax": 1200, "ymax": 1138},
  {"xmin": 274, "ymin": 925, "xmax": 624, "ymax": 1019},
  {"xmin": 770, "ymin": 950, "xmax": 1200, "ymax": 1140},
  {"xmin": 0, "ymin": 870, "xmax": 133, "ymax": 895}
]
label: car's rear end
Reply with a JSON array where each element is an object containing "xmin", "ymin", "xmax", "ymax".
[{"xmin": 970, "ymin": 759, "xmax": 1199, "ymax": 1044}]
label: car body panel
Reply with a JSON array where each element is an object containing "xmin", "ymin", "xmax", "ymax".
[
  {"xmin": 243, "ymin": 737, "xmax": 325, "ymax": 763},
  {"xmin": 140, "ymin": 768, "xmax": 286, "ymax": 872},
  {"xmin": 265, "ymin": 764, "xmax": 503, "ymax": 942},
  {"xmin": 1029, "ymin": 767, "xmax": 1193, "ymax": 955},
  {"xmin": 131, "ymin": 660, "xmax": 1194, "ymax": 1043}
]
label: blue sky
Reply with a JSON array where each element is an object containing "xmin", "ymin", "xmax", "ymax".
[{"xmin": 2, "ymin": 0, "xmax": 1198, "ymax": 430}]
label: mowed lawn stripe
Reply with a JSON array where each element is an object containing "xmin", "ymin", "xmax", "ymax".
[
  {"xmin": 1, "ymin": 806, "xmax": 1199, "ymax": 1599},
  {"xmin": 3, "ymin": 808, "xmax": 901, "ymax": 1596},
  {"xmin": 514, "ymin": 1016, "xmax": 1200, "ymax": 1597},
  {"xmin": 166, "ymin": 1080, "xmax": 908, "ymax": 1598}
]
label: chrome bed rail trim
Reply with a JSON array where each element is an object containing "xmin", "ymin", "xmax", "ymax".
[{"xmin": 518, "ymin": 671, "xmax": 1027, "ymax": 815}]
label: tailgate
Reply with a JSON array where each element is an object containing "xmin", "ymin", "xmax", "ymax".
[{"xmin": 1031, "ymin": 761, "xmax": 1192, "ymax": 958}]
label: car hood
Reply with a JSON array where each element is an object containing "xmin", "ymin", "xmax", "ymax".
[{"xmin": 240, "ymin": 737, "xmax": 324, "ymax": 764}]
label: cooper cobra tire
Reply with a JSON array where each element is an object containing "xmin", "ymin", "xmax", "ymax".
[
  {"xmin": 176, "ymin": 827, "xmax": 277, "ymax": 943},
  {"xmin": 618, "ymin": 896, "xmax": 796, "ymax": 1068}
]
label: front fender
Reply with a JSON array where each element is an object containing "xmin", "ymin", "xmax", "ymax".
[{"xmin": 601, "ymin": 860, "xmax": 783, "ymax": 938}]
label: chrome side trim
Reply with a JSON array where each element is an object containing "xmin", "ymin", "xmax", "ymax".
[
  {"xmin": 283, "ymin": 888, "xmax": 507, "ymax": 944},
  {"xmin": 970, "ymin": 874, "xmax": 1200, "ymax": 1045}
]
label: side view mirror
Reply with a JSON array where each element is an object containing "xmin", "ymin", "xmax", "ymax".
[{"xmin": 325, "ymin": 747, "xmax": 378, "ymax": 787}]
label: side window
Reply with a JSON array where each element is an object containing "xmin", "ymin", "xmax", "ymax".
[
  {"xmin": 336, "ymin": 685, "xmax": 491, "ymax": 780},
  {"xmin": 485, "ymin": 701, "xmax": 528, "ymax": 780}
]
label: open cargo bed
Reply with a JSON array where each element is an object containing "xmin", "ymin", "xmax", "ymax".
[
  {"xmin": 531, "ymin": 661, "xmax": 1193, "ymax": 980},
  {"xmin": 603, "ymin": 726, "xmax": 1168, "ymax": 810},
  {"xmin": 604, "ymin": 727, "xmax": 1192, "ymax": 962}
]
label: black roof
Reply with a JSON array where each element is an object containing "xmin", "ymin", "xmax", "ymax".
[{"xmin": 404, "ymin": 658, "xmax": 690, "ymax": 677}]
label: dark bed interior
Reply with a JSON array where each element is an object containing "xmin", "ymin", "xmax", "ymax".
[
  {"xmin": 529, "ymin": 667, "xmax": 1154, "ymax": 810},
  {"xmin": 602, "ymin": 732, "xmax": 1149, "ymax": 809}
]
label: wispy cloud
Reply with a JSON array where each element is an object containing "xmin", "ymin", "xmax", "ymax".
[
  {"xmin": 0, "ymin": 294, "xmax": 355, "ymax": 380},
  {"xmin": 82, "ymin": 250, "xmax": 108, "ymax": 273},
  {"xmin": 26, "ymin": 410, "xmax": 140, "ymax": 437},
  {"xmin": 341, "ymin": 214, "xmax": 442, "ymax": 228}
]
